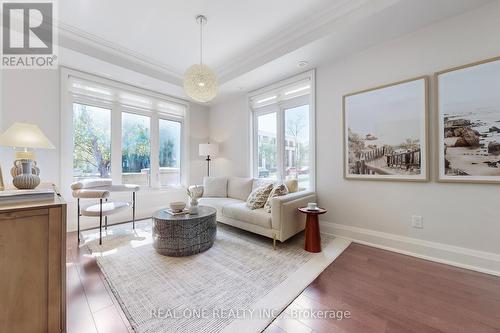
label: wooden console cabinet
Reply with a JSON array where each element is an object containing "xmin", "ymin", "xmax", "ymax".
[{"xmin": 0, "ymin": 196, "xmax": 66, "ymax": 333}]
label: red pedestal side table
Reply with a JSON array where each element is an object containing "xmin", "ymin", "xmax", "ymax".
[{"xmin": 298, "ymin": 207, "xmax": 327, "ymax": 253}]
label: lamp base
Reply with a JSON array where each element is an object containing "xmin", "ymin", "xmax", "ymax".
[
  {"xmin": 13, "ymin": 174, "xmax": 40, "ymax": 189},
  {"xmin": 10, "ymin": 159, "xmax": 41, "ymax": 190}
]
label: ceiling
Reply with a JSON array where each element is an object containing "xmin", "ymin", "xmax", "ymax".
[{"xmin": 57, "ymin": 0, "xmax": 494, "ymax": 103}]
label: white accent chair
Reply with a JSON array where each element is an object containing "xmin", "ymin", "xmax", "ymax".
[
  {"xmin": 71, "ymin": 179, "xmax": 140, "ymax": 245},
  {"xmin": 197, "ymin": 177, "xmax": 316, "ymax": 248}
]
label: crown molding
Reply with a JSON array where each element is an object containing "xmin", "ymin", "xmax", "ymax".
[
  {"xmin": 216, "ymin": 0, "xmax": 401, "ymax": 83},
  {"xmin": 54, "ymin": 0, "xmax": 400, "ymax": 86},
  {"xmin": 57, "ymin": 21, "xmax": 184, "ymax": 85}
]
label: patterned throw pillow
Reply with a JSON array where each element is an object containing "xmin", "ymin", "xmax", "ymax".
[
  {"xmin": 264, "ymin": 184, "xmax": 289, "ymax": 212},
  {"xmin": 246, "ymin": 184, "xmax": 274, "ymax": 209}
]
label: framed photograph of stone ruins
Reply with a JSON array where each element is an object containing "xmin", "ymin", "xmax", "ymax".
[
  {"xmin": 343, "ymin": 77, "xmax": 429, "ymax": 181},
  {"xmin": 436, "ymin": 56, "xmax": 500, "ymax": 183}
]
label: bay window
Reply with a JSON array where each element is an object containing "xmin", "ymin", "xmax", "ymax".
[
  {"xmin": 62, "ymin": 69, "xmax": 188, "ymax": 192},
  {"xmin": 251, "ymin": 71, "xmax": 315, "ymax": 190}
]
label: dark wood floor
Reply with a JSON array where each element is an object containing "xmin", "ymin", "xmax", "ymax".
[
  {"xmin": 67, "ymin": 231, "xmax": 500, "ymax": 333},
  {"xmin": 67, "ymin": 231, "xmax": 132, "ymax": 333}
]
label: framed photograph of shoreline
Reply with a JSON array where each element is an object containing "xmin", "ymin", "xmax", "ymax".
[
  {"xmin": 343, "ymin": 76, "xmax": 429, "ymax": 181},
  {"xmin": 436, "ymin": 56, "xmax": 500, "ymax": 184}
]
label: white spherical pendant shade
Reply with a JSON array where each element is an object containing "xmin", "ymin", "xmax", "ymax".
[{"xmin": 183, "ymin": 64, "xmax": 218, "ymax": 103}]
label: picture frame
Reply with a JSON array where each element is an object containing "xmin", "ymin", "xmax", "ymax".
[
  {"xmin": 436, "ymin": 56, "xmax": 500, "ymax": 184},
  {"xmin": 0, "ymin": 164, "xmax": 4, "ymax": 191},
  {"xmin": 343, "ymin": 76, "xmax": 429, "ymax": 181}
]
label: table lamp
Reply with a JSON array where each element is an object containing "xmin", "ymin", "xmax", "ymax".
[
  {"xmin": 0, "ymin": 123, "xmax": 55, "ymax": 189},
  {"xmin": 199, "ymin": 143, "xmax": 218, "ymax": 177}
]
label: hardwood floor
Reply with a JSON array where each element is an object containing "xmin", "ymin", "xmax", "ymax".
[
  {"xmin": 264, "ymin": 243, "xmax": 500, "ymax": 333},
  {"xmin": 66, "ymin": 230, "xmax": 500, "ymax": 333},
  {"xmin": 66, "ymin": 232, "xmax": 132, "ymax": 333}
]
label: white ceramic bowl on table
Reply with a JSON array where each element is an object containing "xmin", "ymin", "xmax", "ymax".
[{"xmin": 170, "ymin": 201, "xmax": 186, "ymax": 212}]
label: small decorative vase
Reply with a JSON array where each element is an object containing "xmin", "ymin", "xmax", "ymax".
[
  {"xmin": 189, "ymin": 198, "xmax": 199, "ymax": 214},
  {"xmin": 11, "ymin": 159, "xmax": 40, "ymax": 189},
  {"xmin": 189, "ymin": 206, "xmax": 199, "ymax": 215}
]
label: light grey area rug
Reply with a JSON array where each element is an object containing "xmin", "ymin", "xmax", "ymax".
[{"xmin": 84, "ymin": 220, "xmax": 350, "ymax": 333}]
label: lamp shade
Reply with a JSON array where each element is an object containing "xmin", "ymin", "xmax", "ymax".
[
  {"xmin": 199, "ymin": 143, "xmax": 219, "ymax": 156},
  {"xmin": 0, "ymin": 123, "xmax": 55, "ymax": 149}
]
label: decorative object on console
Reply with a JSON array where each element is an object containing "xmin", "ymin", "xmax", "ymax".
[
  {"xmin": 0, "ymin": 188, "xmax": 55, "ymax": 204},
  {"xmin": 343, "ymin": 77, "xmax": 429, "ymax": 181},
  {"xmin": 264, "ymin": 183, "xmax": 289, "ymax": 212},
  {"xmin": 183, "ymin": 15, "xmax": 218, "ymax": 103},
  {"xmin": 187, "ymin": 185, "xmax": 203, "ymax": 214},
  {"xmin": 436, "ymin": 56, "xmax": 500, "ymax": 183},
  {"xmin": 0, "ymin": 123, "xmax": 55, "ymax": 189},
  {"xmin": 199, "ymin": 143, "xmax": 219, "ymax": 176}
]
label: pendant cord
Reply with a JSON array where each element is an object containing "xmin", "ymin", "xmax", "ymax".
[{"xmin": 199, "ymin": 20, "xmax": 203, "ymax": 65}]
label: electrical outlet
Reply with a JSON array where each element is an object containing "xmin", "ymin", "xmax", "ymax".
[{"xmin": 411, "ymin": 215, "xmax": 423, "ymax": 229}]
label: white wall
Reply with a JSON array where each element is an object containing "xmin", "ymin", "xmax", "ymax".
[
  {"xmin": 208, "ymin": 2, "xmax": 500, "ymax": 275},
  {"xmin": 210, "ymin": 96, "xmax": 250, "ymax": 178},
  {"xmin": 189, "ymin": 103, "xmax": 211, "ymax": 184}
]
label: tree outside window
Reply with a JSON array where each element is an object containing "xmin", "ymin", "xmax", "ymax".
[{"xmin": 73, "ymin": 103, "xmax": 111, "ymax": 179}]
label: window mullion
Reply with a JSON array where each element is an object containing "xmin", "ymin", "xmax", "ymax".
[
  {"xmin": 150, "ymin": 112, "xmax": 160, "ymax": 188},
  {"xmin": 111, "ymin": 103, "xmax": 122, "ymax": 184},
  {"xmin": 277, "ymin": 104, "xmax": 285, "ymax": 182}
]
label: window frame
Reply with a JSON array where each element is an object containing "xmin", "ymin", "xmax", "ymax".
[
  {"xmin": 249, "ymin": 70, "xmax": 316, "ymax": 190},
  {"xmin": 120, "ymin": 109, "xmax": 153, "ymax": 187},
  {"xmin": 71, "ymin": 101, "xmax": 113, "ymax": 180},
  {"xmin": 60, "ymin": 67, "xmax": 189, "ymax": 198},
  {"xmin": 157, "ymin": 114, "xmax": 184, "ymax": 187}
]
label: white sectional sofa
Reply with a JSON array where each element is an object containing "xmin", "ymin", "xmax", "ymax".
[{"xmin": 197, "ymin": 177, "xmax": 316, "ymax": 245}]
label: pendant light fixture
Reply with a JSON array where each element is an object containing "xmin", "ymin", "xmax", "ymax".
[{"xmin": 183, "ymin": 15, "xmax": 218, "ymax": 103}]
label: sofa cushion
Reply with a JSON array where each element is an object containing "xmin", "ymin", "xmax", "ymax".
[
  {"xmin": 252, "ymin": 178, "xmax": 276, "ymax": 191},
  {"xmin": 222, "ymin": 203, "xmax": 272, "ymax": 229},
  {"xmin": 198, "ymin": 197, "xmax": 243, "ymax": 216},
  {"xmin": 203, "ymin": 177, "xmax": 228, "ymax": 197},
  {"xmin": 246, "ymin": 184, "xmax": 273, "ymax": 209},
  {"xmin": 264, "ymin": 184, "xmax": 289, "ymax": 212},
  {"xmin": 227, "ymin": 177, "xmax": 253, "ymax": 201},
  {"xmin": 284, "ymin": 179, "xmax": 298, "ymax": 193}
]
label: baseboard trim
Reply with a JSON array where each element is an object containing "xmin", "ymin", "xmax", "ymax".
[{"xmin": 320, "ymin": 220, "xmax": 500, "ymax": 277}]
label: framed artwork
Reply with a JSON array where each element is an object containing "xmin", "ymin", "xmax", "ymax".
[
  {"xmin": 436, "ymin": 56, "xmax": 500, "ymax": 183},
  {"xmin": 343, "ymin": 77, "xmax": 429, "ymax": 181},
  {"xmin": 0, "ymin": 164, "xmax": 3, "ymax": 191}
]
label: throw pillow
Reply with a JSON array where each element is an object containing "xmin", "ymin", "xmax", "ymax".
[
  {"xmin": 252, "ymin": 178, "xmax": 275, "ymax": 191},
  {"xmin": 284, "ymin": 179, "xmax": 298, "ymax": 193},
  {"xmin": 203, "ymin": 177, "xmax": 228, "ymax": 197},
  {"xmin": 246, "ymin": 184, "xmax": 274, "ymax": 209},
  {"xmin": 264, "ymin": 184, "xmax": 289, "ymax": 212},
  {"xmin": 227, "ymin": 177, "xmax": 253, "ymax": 201}
]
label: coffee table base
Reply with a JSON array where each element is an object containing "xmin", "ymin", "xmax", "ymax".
[{"xmin": 152, "ymin": 207, "xmax": 217, "ymax": 257}]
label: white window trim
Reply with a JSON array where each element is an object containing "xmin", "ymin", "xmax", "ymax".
[
  {"xmin": 248, "ymin": 70, "xmax": 316, "ymax": 190},
  {"xmin": 60, "ymin": 67, "xmax": 190, "ymax": 199}
]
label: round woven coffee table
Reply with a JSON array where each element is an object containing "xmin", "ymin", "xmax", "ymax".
[{"xmin": 152, "ymin": 206, "xmax": 217, "ymax": 257}]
